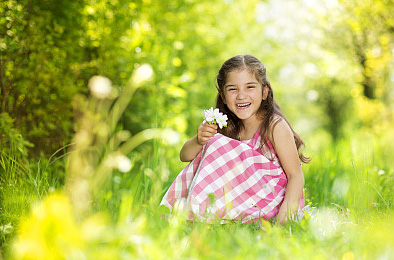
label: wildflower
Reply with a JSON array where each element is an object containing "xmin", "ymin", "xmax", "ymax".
[
  {"xmin": 132, "ymin": 63, "xmax": 154, "ymax": 86},
  {"xmin": 204, "ymin": 107, "xmax": 216, "ymax": 122},
  {"xmin": 161, "ymin": 128, "xmax": 180, "ymax": 145},
  {"xmin": 107, "ymin": 154, "xmax": 133, "ymax": 172},
  {"xmin": 115, "ymin": 155, "xmax": 132, "ymax": 173},
  {"xmin": 88, "ymin": 76, "xmax": 112, "ymax": 99},
  {"xmin": 203, "ymin": 107, "xmax": 228, "ymax": 129},
  {"xmin": 0, "ymin": 223, "xmax": 13, "ymax": 234},
  {"xmin": 216, "ymin": 114, "xmax": 228, "ymax": 129}
]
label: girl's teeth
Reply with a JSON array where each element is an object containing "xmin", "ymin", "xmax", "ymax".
[{"xmin": 237, "ymin": 103, "xmax": 251, "ymax": 108}]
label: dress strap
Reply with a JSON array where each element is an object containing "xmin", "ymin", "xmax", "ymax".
[
  {"xmin": 265, "ymin": 139, "xmax": 276, "ymax": 155},
  {"xmin": 247, "ymin": 126, "xmax": 262, "ymax": 148}
]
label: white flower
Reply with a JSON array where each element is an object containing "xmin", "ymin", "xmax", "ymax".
[
  {"xmin": 204, "ymin": 107, "xmax": 215, "ymax": 122},
  {"xmin": 216, "ymin": 114, "xmax": 228, "ymax": 129},
  {"xmin": 213, "ymin": 108, "xmax": 221, "ymax": 119},
  {"xmin": 132, "ymin": 63, "xmax": 154, "ymax": 86},
  {"xmin": 161, "ymin": 128, "xmax": 180, "ymax": 145},
  {"xmin": 203, "ymin": 107, "xmax": 228, "ymax": 129},
  {"xmin": 88, "ymin": 76, "xmax": 112, "ymax": 99},
  {"xmin": 114, "ymin": 155, "xmax": 132, "ymax": 172},
  {"xmin": 0, "ymin": 223, "xmax": 13, "ymax": 234}
]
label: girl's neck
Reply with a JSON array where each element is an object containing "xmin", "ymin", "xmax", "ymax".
[{"xmin": 240, "ymin": 117, "xmax": 263, "ymax": 140}]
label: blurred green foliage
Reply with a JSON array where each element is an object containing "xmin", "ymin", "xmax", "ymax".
[{"xmin": 1, "ymin": 0, "xmax": 394, "ymax": 156}]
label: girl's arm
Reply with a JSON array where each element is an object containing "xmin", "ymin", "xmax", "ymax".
[
  {"xmin": 180, "ymin": 122, "xmax": 217, "ymax": 162},
  {"xmin": 270, "ymin": 119, "xmax": 305, "ymax": 225}
]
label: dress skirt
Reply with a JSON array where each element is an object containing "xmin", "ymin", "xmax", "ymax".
[{"xmin": 160, "ymin": 130, "xmax": 304, "ymax": 224}]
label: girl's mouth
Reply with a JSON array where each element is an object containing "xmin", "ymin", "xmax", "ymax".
[{"xmin": 236, "ymin": 103, "xmax": 251, "ymax": 109}]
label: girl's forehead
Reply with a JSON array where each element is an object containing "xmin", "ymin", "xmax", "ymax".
[{"xmin": 225, "ymin": 69, "xmax": 259, "ymax": 84}]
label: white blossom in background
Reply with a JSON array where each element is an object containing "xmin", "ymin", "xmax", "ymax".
[
  {"xmin": 106, "ymin": 154, "xmax": 132, "ymax": 173},
  {"xmin": 0, "ymin": 223, "xmax": 13, "ymax": 234},
  {"xmin": 116, "ymin": 155, "xmax": 132, "ymax": 172},
  {"xmin": 203, "ymin": 107, "xmax": 228, "ymax": 129},
  {"xmin": 132, "ymin": 63, "xmax": 154, "ymax": 86},
  {"xmin": 88, "ymin": 76, "xmax": 112, "ymax": 99},
  {"xmin": 162, "ymin": 128, "xmax": 181, "ymax": 145},
  {"xmin": 307, "ymin": 89, "xmax": 319, "ymax": 101}
]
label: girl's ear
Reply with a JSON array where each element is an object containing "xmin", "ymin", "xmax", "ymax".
[{"xmin": 262, "ymin": 86, "xmax": 269, "ymax": 100}]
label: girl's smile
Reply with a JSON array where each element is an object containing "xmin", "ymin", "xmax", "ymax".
[
  {"xmin": 224, "ymin": 69, "xmax": 268, "ymax": 126},
  {"xmin": 236, "ymin": 102, "xmax": 251, "ymax": 109}
]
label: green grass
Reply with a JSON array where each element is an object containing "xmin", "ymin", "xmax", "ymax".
[
  {"xmin": 0, "ymin": 152, "xmax": 66, "ymax": 253},
  {"xmin": 1, "ymin": 129, "xmax": 393, "ymax": 259}
]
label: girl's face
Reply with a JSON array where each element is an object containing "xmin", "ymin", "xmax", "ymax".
[{"xmin": 223, "ymin": 69, "xmax": 268, "ymax": 125}]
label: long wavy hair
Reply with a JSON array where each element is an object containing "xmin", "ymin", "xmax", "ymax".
[{"xmin": 215, "ymin": 55, "xmax": 310, "ymax": 163}]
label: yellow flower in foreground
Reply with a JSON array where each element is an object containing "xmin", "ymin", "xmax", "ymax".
[{"xmin": 11, "ymin": 193, "xmax": 83, "ymax": 260}]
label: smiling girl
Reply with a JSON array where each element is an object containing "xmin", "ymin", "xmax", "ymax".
[{"xmin": 160, "ymin": 55, "xmax": 310, "ymax": 224}]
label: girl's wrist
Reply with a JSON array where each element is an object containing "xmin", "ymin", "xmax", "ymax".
[
  {"xmin": 281, "ymin": 199, "xmax": 298, "ymax": 211},
  {"xmin": 194, "ymin": 136, "xmax": 204, "ymax": 146}
]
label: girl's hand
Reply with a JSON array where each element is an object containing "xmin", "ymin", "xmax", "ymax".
[
  {"xmin": 276, "ymin": 200, "xmax": 297, "ymax": 225},
  {"xmin": 197, "ymin": 122, "xmax": 218, "ymax": 145}
]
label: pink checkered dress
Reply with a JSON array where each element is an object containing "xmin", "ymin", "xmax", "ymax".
[{"xmin": 160, "ymin": 129, "xmax": 304, "ymax": 223}]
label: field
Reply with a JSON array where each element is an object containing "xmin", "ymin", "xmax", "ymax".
[
  {"xmin": 1, "ymin": 83, "xmax": 393, "ymax": 260},
  {"xmin": 1, "ymin": 0, "xmax": 394, "ymax": 259}
]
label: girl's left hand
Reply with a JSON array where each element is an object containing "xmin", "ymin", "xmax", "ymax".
[{"xmin": 276, "ymin": 201, "xmax": 297, "ymax": 225}]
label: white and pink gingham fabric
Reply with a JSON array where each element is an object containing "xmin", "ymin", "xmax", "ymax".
[{"xmin": 160, "ymin": 129, "xmax": 304, "ymax": 223}]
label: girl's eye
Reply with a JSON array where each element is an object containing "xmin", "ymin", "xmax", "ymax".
[
  {"xmin": 227, "ymin": 88, "xmax": 236, "ymax": 91},
  {"xmin": 247, "ymin": 85, "xmax": 255, "ymax": 89}
]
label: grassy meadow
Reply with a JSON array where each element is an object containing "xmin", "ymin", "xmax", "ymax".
[
  {"xmin": 2, "ymin": 0, "xmax": 394, "ymax": 259},
  {"xmin": 1, "ymin": 75, "xmax": 394, "ymax": 260}
]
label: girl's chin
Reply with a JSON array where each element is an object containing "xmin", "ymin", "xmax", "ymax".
[{"xmin": 234, "ymin": 113, "xmax": 251, "ymax": 120}]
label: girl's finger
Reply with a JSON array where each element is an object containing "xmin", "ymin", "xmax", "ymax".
[
  {"xmin": 202, "ymin": 121, "xmax": 218, "ymax": 130},
  {"xmin": 208, "ymin": 123, "xmax": 218, "ymax": 129},
  {"xmin": 202, "ymin": 129, "xmax": 217, "ymax": 135},
  {"xmin": 204, "ymin": 125, "xmax": 218, "ymax": 132},
  {"xmin": 200, "ymin": 137, "xmax": 210, "ymax": 144},
  {"xmin": 200, "ymin": 134, "xmax": 214, "ymax": 140}
]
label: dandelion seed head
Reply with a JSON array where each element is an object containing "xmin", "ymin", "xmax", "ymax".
[
  {"xmin": 115, "ymin": 155, "xmax": 132, "ymax": 173},
  {"xmin": 162, "ymin": 128, "xmax": 180, "ymax": 145},
  {"xmin": 88, "ymin": 76, "xmax": 112, "ymax": 99},
  {"xmin": 306, "ymin": 89, "xmax": 319, "ymax": 101},
  {"xmin": 132, "ymin": 63, "xmax": 154, "ymax": 86}
]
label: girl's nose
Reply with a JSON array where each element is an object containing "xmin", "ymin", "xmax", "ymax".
[{"xmin": 236, "ymin": 89, "xmax": 246, "ymax": 99}]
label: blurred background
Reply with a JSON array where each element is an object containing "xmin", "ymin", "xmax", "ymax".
[
  {"xmin": 1, "ymin": 0, "xmax": 393, "ymax": 155},
  {"xmin": 1, "ymin": 0, "xmax": 394, "ymax": 258}
]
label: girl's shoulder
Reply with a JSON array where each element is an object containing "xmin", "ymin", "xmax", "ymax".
[
  {"xmin": 267, "ymin": 114, "xmax": 292, "ymax": 143},
  {"xmin": 271, "ymin": 114, "xmax": 284, "ymax": 124}
]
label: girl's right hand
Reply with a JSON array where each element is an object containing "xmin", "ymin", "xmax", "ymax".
[{"xmin": 197, "ymin": 122, "xmax": 218, "ymax": 145}]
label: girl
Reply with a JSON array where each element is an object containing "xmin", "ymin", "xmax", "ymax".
[{"xmin": 160, "ymin": 55, "xmax": 310, "ymax": 224}]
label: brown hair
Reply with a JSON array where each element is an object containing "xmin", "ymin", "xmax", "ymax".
[{"xmin": 215, "ymin": 55, "xmax": 310, "ymax": 163}]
